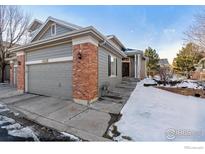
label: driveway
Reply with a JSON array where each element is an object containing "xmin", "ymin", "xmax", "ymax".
[{"xmin": 0, "ymin": 79, "xmax": 136, "ymax": 141}]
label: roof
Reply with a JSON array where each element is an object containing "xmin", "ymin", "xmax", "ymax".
[
  {"xmin": 9, "ymin": 26, "xmax": 127, "ymax": 57},
  {"xmin": 159, "ymin": 58, "xmax": 170, "ymax": 66},
  {"xmin": 124, "ymin": 48, "xmax": 144, "ymax": 56},
  {"xmin": 106, "ymin": 35, "xmax": 126, "ymax": 50},
  {"xmin": 28, "ymin": 19, "xmax": 43, "ymax": 32}
]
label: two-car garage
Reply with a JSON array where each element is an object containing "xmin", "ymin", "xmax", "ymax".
[{"xmin": 25, "ymin": 43, "xmax": 73, "ymax": 99}]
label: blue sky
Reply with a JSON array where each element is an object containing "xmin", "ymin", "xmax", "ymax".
[{"xmin": 22, "ymin": 5, "xmax": 205, "ymax": 63}]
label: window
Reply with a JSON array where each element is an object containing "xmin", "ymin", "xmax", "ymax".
[
  {"xmin": 51, "ymin": 24, "xmax": 56, "ymax": 36},
  {"xmin": 108, "ymin": 55, "xmax": 117, "ymax": 77}
]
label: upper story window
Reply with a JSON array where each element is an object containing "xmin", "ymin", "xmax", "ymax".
[
  {"xmin": 108, "ymin": 54, "xmax": 118, "ymax": 77},
  {"xmin": 51, "ymin": 24, "xmax": 56, "ymax": 36}
]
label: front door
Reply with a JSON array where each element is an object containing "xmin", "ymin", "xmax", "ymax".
[{"xmin": 122, "ymin": 62, "xmax": 130, "ymax": 77}]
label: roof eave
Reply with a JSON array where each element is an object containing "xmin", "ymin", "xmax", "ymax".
[
  {"xmin": 107, "ymin": 35, "xmax": 126, "ymax": 50},
  {"xmin": 9, "ymin": 26, "xmax": 126, "ymax": 58}
]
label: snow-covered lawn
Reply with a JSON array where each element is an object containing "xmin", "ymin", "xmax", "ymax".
[{"xmin": 112, "ymin": 79, "xmax": 205, "ymax": 141}]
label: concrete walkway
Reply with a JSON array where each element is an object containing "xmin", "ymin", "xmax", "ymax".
[{"xmin": 0, "ymin": 79, "xmax": 136, "ymax": 141}]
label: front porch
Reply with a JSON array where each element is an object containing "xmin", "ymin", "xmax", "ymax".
[{"xmin": 122, "ymin": 50, "xmax": 147, "ymax": 79}]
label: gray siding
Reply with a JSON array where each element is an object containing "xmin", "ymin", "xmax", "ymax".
[
  {"xmin": 98, "ymin": 47, "xmax": 122, "ymax": 96},
  {"xmin": 40, "ymin": 24, "xmax": 73, "ymax": 40},
  {"xmin": 28, "ymin": 62, "xmax": 72, "ymax": 99},
  {"xmin": 26, "ymin": 43, "xmax": 72, "ymax": 61}
]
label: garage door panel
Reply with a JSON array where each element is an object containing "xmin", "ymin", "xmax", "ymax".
[{"xmin": 28, "ymin": 62, "xmax": 72, "ymax": 99}]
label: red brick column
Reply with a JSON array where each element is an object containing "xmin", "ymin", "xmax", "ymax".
[
  {"xmin": 17, "ymin": 52, "xmax": 25, "ymax": 92},
  {"xmin": 10, "ymin": 61, "xmax": 14, "ymax": 86},
  {"xmin": 72, "ymin": 42, "xmax": 98, "ymax": 104}
]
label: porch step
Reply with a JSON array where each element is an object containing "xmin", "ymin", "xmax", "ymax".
[
  {"xmin": 115, "ymin": 84, "xmax": 136, "ymax": 90},
  {"xmin": 121, "ymin": 81, "xmax": 137, "ymax": 86},
  {"xmin": 122, "ymin": 77, "xmax": 140, "ymax": 82},
  {"xmin": 111, "ymin": 88, "xmax": 133, "ymax": 97},
  {"xmin": 99, "ymin": 96, "xmax": 124, "ymax": 104}
]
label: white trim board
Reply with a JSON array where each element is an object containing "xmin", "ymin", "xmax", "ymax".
[
  {"xmin": 25, "ymin": 56, "xmax": 73, "ymax": 65},
  {"xmin": 72, "ymin": 36, "xmax": 98, "ymax": 46},
  {"xmin": 17, "ymin": 52, "xmax": 25, "ymax": 56}
]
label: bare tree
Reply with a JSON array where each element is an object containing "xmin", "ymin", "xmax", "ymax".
[
  {"xmin": 0, "ymin": 6, "xmax": 30, "ymax": 83},
  {"xmin": 159, "ymin": 66, "xmax": 170, "ymax": 86},
  {"xmin": 185, "ymin": 11, "xmax": 205, "ymax": 49}
]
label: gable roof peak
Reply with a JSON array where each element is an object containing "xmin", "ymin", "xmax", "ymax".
[
  {"xmin": 46, "ymin": 16, "xmax": 82, "ymax": 30},
  {"xmin": 30, "ymin": 16, "xmax": 83, "ymax": 42}
]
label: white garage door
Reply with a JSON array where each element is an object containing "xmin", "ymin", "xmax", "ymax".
[{"xmin": 27, "ymin": 62, "xmax": 72, "ymax": 99}]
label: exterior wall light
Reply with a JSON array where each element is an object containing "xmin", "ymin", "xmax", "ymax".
[
  {"xmin": 78, "ymin": 50, "xmax": 82, "ymax": 59},
  {"xmin": 18, "ymin": 61, "xmax": 21, "ymax": 65}
]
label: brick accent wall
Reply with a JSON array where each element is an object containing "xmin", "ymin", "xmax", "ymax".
[
  {"xmin": 10, "ymin": 62, "xmax": 14, "ymax": 86},
  {"xmin": 72, "ymin": 43, "xmax": 98, "ymax": 104},
  {"xmin": 17, "ymin": 52, "xmax": 25, "ymax": 91}
]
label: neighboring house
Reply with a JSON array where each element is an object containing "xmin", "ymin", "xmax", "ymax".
[
  {"xmin": 9, "ymin": 16, "xmax": 146, "ymax": 105},
  {"xmin": 192, "ymin": 57, "xmax": 205, "ymax": 81},
  {"xmin": 0, "ymin": 65, "xmax": 10, "ymax": 82},
  {"xmin": 0, "ymin": 41, "xmax": 17, "ymax": 83},
  {"xmin": 122, "ymin": 49, "xmax": 147, "ymax": 79},
  {"xmin": 158, "ymin": 58, "xmax": 170, "ymax": 68}
]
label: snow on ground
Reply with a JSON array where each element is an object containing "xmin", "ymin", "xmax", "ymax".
[
  {"xmin": 0, "ymin": 102, "xmax": 39, "ymax": 141},
  {"xmin": 8, "ymin": 127, "xmax": 39, "ymax": 141},
  {"xmin": 1, "ymin": 123, "xmax": 22, "ymax": 130},
  {"xmin": 113, "ymin": 79, "xmax": 205, "ymax": 141},
  {"xmin": 143, "ymin": 78, "xmax": 157, "ymax": 85},
  {"xmin": 170, "ymin": 75, "xmax": 186, "ymax": 82},
  {"xmin": 153, "ymin": 75, "xmax": 161, "ymax": 81},
  {"xmin": 61, "ymin": 132, "xmax": 80, "ymax": 141},
  {"xmin": 175, "ymin": 80, "xmax": 204, "ymax": 89},
  {"xmin": 0, "ymin": 116, "xmax": 15, "ymax": 125}
]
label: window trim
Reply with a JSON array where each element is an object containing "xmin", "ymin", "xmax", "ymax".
[
  {"xmin": 108, "ymin": 54, "xmax": 117, "ymax": 78},
  {"xmin": 51, "ymin": 23, "xmax": 56, "ymax": 36}
]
